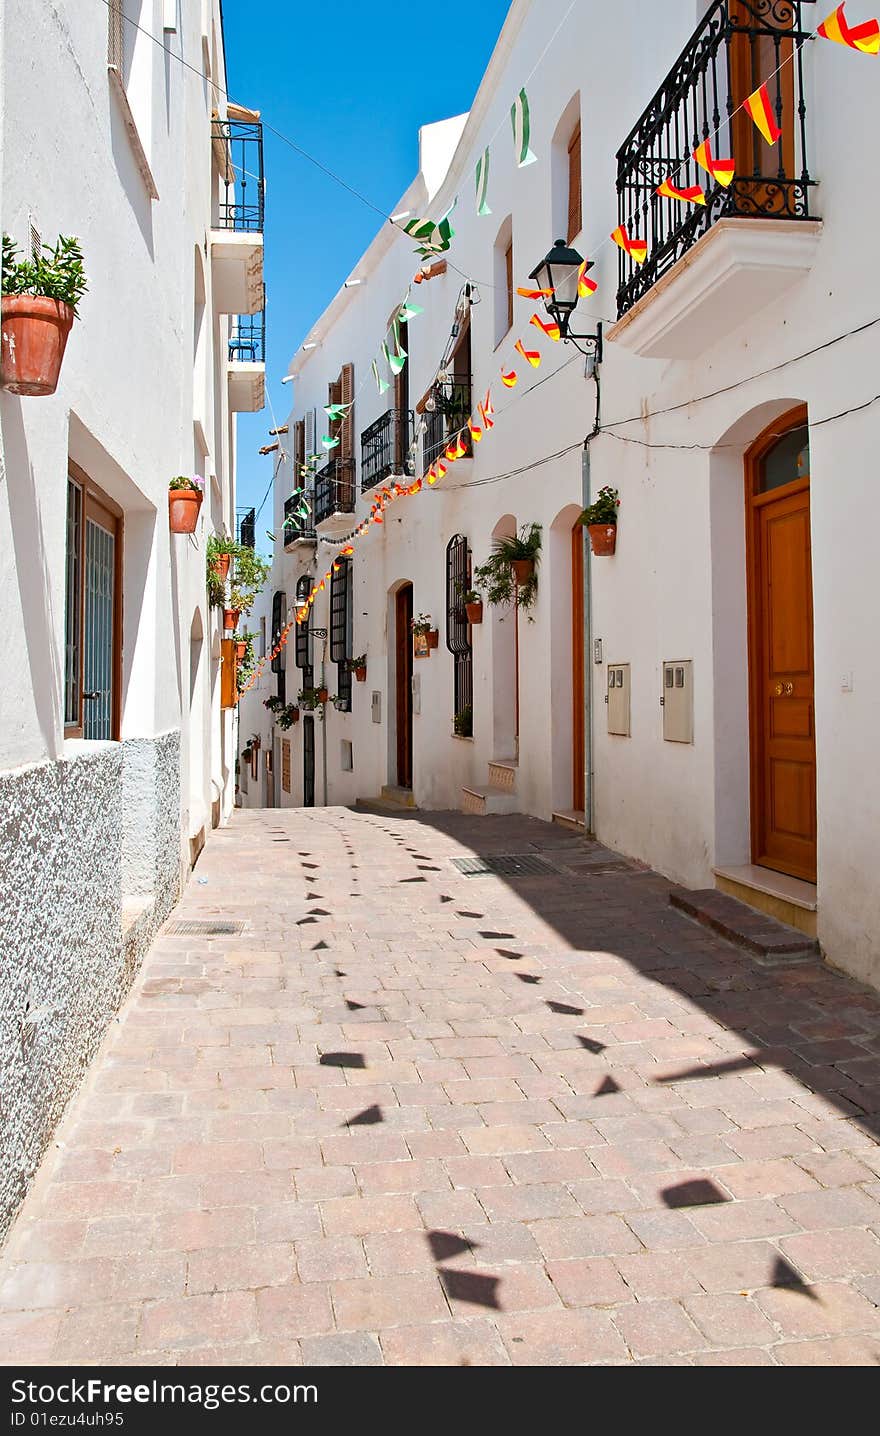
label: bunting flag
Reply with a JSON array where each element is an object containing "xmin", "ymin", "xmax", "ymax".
[
  {"xmin": 517, "ymin": 285, "xmax": 553, "ymax": 299},
  {"xmin": 529, "ymin": 312, "xmax": 561, "ymax": 342},
  {"xmin": 475, "ymin": 148, "xmax": 492, "ymax": 215},
  {"xmin": 693, "ymin": 138, "xmax": 735, "ymax": 187},
  {"xmin": 453, "ymin": 433, "xmax": 469, "ymax": 459},
  {"xmin": 657, "ymin": 177, "xmax": 707, "ymax": 205},
  {"xmin": 478, "ymin": 389, "xmax": 495, "ymax": 429},
  {"xmin": 383, "ymin": 340, "xmax": 407, "ymax": 376},
  {"xmin": 577, "ymin": 259, "xmax": 598, "ymax": 297},
  {"xmin": 324, "ymin": 402, "xmax": 351, "ymax": 421},
  {"xmin": 510, "ymin": 88, "xmax": 537, "ymax": 167},
  {"xmin": 818, "ymin": 2, "xmax": 880, "ymax": 52},
  {"xmin": 397, "ymin": 299, "xmax": 424, "ymax": 322},
  {"xmin": 403, "ymin": 208, "xmax": 455, "ymax": 258},
  {"xmin": 611, "ymin": 225, "xmax": 648, "ymax": 264},
  {"xmin": 445, "ymin": 441, "xmax": 459, "ymax": 462},
  {"xmin": 501, "ymin": 368, "xmax": 518, "ymax": 387},
  {"xmin": 514, "ymin": 338, "xmax": 541, "ymax": 368},
  {"xmin": 321, "ymin": 434, "xmax": 340, "ymax": 450},
  {"xmin": 744, "ymin": 83, "xmax": 783, "ymax": 144},
  {"xmin": 371, "ymin": 358, "xmax": 390, "ymax": 394},
  {"xmin": 468, "ymin": 416, "xmax": 483, "ymax": 444}
]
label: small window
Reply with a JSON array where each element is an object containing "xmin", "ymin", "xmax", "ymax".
[
  {"xmin": 756, "ymin": 423, "xmax": 810, "ymax": 494},
  {"xmin": 505, "ymin": 242, "xmax": 514, "ymax": 333},
  {"xmin": 493, "ymin": 218, "xmax": 514, "ymax": 348},
  {"xmin": 567, "ymin": 124, "xmax": 582, "ymax": 242},
  {"xmin": 446, "ymin": 535, "xmax": 473, "ymax": 731},
  {"xmin": 64, "ymin": 468, "xmax": 122, "ymax": 740}
]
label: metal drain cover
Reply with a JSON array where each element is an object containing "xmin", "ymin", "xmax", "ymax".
[
  {"xmin": 452, "ymin": 854, "xmax": 558, "ymax": 878},
  {"xmin": 164, "ymin": 920, "xmax": 246, "ymax": 936}
]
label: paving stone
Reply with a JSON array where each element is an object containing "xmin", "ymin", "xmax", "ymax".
[{"xmin": 613, "ymin": 1300, "xmax": 705, "ymax": 1358}]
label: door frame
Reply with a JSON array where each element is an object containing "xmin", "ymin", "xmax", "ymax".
[
  {"xmin": 394, "ymin": 583, "xmax": 413, "ymax": 788},
  {"xmin": 571, "ymin": 522, "xmax": 585, "ymax": 812},
  {"xmin": 744, "ymin": 403, "xmax": 815, "ymax": 879}
]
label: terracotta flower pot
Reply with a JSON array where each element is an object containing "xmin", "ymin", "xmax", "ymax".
[
  {"xmin": 291, "ymin": 707, "xmax": 300, "ymax": 724},
  {"xmin": 169, "ymin": 487, "xmax": 203, "ymax": 534},
  {"xmin": 316, "ymin": 687, "xmax": 328, "ymax": 704},
  {"xmin": 1, "ymin": 296, "xmax": 75, "ymax": 396},
  {"xmin": 465, "ymin": 601, "xmax": 483, "ymax": 625},
  {"xmin": 588, "ymin": 523, "xmax": 617, "ymax": 556},
  {"xmin": 427, "ymin": 628, "xmax": 439, "ymax": 649},
  {"xmin": 354, "ymin": 666, "xmax": 367, "ymax": 682},
  {"xmin": 235, "ymin": 641, "xmax": 247, "ymax": 660},
  {"xmin": 511, "ymin": 558, "xmax": 534, "ymax": 585},
  {"xmin": 213, "ymin": 553, "xmax": 232, "ymax": 581},
  {"xmin": 223, "ymin": 607, "xmax": 241, "ymax": 631}
]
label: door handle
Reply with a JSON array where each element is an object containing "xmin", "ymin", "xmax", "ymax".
[
  {"xmin": 82, "ymin": 690, "xmax": 104, "ymax": 701},
  {"xmin": 774, "ymin": 682, "xmax": 794, "ymax": 697}
]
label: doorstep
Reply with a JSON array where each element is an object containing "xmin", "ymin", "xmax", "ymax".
[
  {"xmin": 669, "ymin": 886, "xmax": 819, "ymax": 966},
  {"xmin": 714, "ymin": 863, "xmax": 817, "ymax": 939},
  {"xmin": 552, "ymin": 809, "xmax": 587, "ymax": 833}
]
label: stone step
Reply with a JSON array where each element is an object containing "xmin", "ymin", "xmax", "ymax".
[
  {"xmin": 552, "ymin": 809, "xmax": 587, "ymax": 833},
  {"xmin": 487, "ymin": 760, "xmax": 517, "ymax": 794},
  {"xmin": 668, "ymin": 886, "xmax": 820, "ymax": 966},
  {"xmin": 356, "ymin": 787, "xmax": 418, "ymax": 814},
  {"xmin": 461, "ymin": 786, "xmax": 520, "ymax": 817}
]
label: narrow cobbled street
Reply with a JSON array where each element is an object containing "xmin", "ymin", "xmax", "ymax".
[{"xmin": 2, "ymin": 808, "xmax": 879, "ymax": 1367}]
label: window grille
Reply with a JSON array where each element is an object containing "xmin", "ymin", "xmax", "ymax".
[
  {"xmin": 295, "ymin": 575, "xmax": 313, "ymax": 690},
  {"xmin": 270, "ymin": 589, "xmax": 286, "ymax": 701},
  {"xmin": 446, "ymin": 535, "xmax": 473, "ymax": 724},
  {"xmin": 330, "ymin": 557, "xmax": 352, "ymax": 711}
]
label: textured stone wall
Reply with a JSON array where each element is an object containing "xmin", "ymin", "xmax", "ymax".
[{"xmin": 0, "ymin": 733, "xmax": 181, "ymax": 1241}]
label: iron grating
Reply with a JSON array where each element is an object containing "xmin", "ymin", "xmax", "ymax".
[
  {"xmin": 164, "ymin": 920, "xmax": 246, "ymax": 936},
  {"xmin": 452, "ymin": 854, "xmax": 558, "ymax": 878}
]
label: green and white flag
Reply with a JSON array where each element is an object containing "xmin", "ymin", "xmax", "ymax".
[
  {"xmin": 324, "ymin": 402, "xmax": 351, "ymax": 421},
  {"xmin": 371, "ymin": 358, "xmax": 390, "ymax": 395},
  {"xmin": 403, "ymin": 202, "xmax": 456, "ymax": 258},
  {"xmin": 392, "ymin": 315, "xmax": 408, "ymax": 359},
  {"xmin": 510, "ymin": 88, "xmax": 537, "ymax": 168},
  {"xmin": 396, "ymin": 298, "xmax": 424, "ymax": 322},
  {"xmin": 321, "ymin": 434, "xmax": 340, "ymax": 451},
  {"xmin": 475, "ymin": 147, "xmax": 492, "ymax": 215}
]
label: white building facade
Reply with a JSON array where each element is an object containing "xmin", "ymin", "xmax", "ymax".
[
  {"xmin": 0, "ymin": 0, "xmax": 265, "ymax": 1237},
  {"xmin": 242, "ymin": 0, "xmax": 880, "ymax": 993}
]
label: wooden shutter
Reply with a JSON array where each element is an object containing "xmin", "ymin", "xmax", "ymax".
[
  {"xmin": 270, "ymin": 590, "xmax": 285, "ymax": 674},
  {"xmin": 505, "ymin": 242, "xmax": 513, "ymax": 333},
  {"xmin": 294, "ymin": 419, "xmax": 305, "ymax": 468},
  {"xmin": 340, "ymin": 363, "xmax": 355, "ymax": 460},
  {"xmin": 567, "ymin": 125, "xmax": 582, "ymax": 242}
]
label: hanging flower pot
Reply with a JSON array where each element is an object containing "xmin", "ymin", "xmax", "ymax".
[
  {"xmin": 169, "ymin": 486, "xmax": 203, "ymax": 534},
  {"xmin": 426, "ymin": 628, "xmax": 439, "ymax": 649},
  {"xmin": 291, "ymin": 706, "xmax": 300, "ymax": 724},
  {"xmin": 235, "ymin": 641, "xmax": 247, "ymax": 661},
  {"xmin": 1, "ymin": 295, "xmax": 75, "ymax": 397},
  {"xmin": 511, "ymin": 558, "xmax": 534, "ymax": 586},
  {"xmin": 465, "ymin": 600, "xmax": 483, "ymax": 625},
  {"xmin": 316, "ymin": 686, "xmax": 329, "ymax": 704},
  {"xmin": 355, "ymin": 665, "xmax": 367, "ymax": 682},
  {"xmin": 223, "ymin": 607, "xmax": 241, "ymax": 632},
  {"xmin": 213, "ymin": 553, "xmax": 232, "ymax": 581},
  {"xmin": 588, "ymin": 523, "xmax": 617, "ymax": 556}
]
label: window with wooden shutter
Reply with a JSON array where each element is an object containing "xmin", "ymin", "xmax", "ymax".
[
  {"xmin": 446, "ymin": 535, "xmax": 473, "ymax": 727},
  {"xmin": 505, "ymin": 242, "xmax": 514, "ymax": 333},
  {"xmin": 295, "ymin": 575, "xmax": 313, "ymax": 690},
  {"xmin": 330, "ymin": 557, "xmax": 352, "ymax": 711},
  {"xmin": 340, "ymin": 363, "xmax": 355, "ymax": 462},
  {"xmin": 294, "ymin": 420, "xmax": 305, "ymax": 470},
  {"xmin": 567, "ymin": 124, "xmax": 582, "ymax": 242},
  {"xmin": 270, "ymin": 589, "xmax": 286, "ymax": 701}
]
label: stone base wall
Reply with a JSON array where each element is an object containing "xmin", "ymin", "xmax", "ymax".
[{"xmin": 0, "ymin": 732, "xmax": 181, "ymax": 1241}]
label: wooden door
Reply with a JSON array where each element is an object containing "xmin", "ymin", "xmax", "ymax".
[
  {"xmin": 746, "ymin": 410, "xmax": 816, "ymax": 881},
  {"xmin": 571, "ymin": 523, "xmax": 585, "ymax": 812},
  {"xmin": 303, "ymin": 717, "xmax": 315, "ymax": 808},
  {"xmin": 395, "ymin": 584, "xmax": 413, "ymax": 788},
  {"xmin": 729, "ymin": 1, "xmax": 795, "ymax": 209}
]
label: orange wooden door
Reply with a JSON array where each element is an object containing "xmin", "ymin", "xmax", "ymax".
[
  {"xmin": 746, "ymin": 415, "xmax": 816, "ymax": 881},
  {"xmin": 571, "ymin": 523, "xmax": 585, "ymax": 812},
  {"xmin": 395, "ymin": 584, "xmax": 413, "ymax": 788}
]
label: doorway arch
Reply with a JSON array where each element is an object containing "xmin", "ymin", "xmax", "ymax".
[{"xmin": 489, "ymin": 515, "xmax": 518, "ymax": 760}]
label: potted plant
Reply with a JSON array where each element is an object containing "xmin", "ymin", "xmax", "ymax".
[
  {"xmin": 579, "ymin": 486, "xmax": 620, "ymax": 555},
  {"xmin": 316, "ymin": 684, "xmax": 329, "ymax": 704},
  {"xmin": 277, "ymin": 703, "xmax": 300, "ymax": 730},
  {"xmin": 462, "ymin": 588, "xmax": 483, "ymax": 625},
  {"xmin": 223, "ymin": 602, "xmax": 241, "ymax": 632},
  {"xmin": 474, "ymin": 523, "xmax": 542, "ymax": 614},
  {"xmin": 453, "ymin": 704, "xmax": 473, "ymax": 738},
  {"xmin": 412, "ymin": 612, "xmax": 439, "ymax": 652},
  {"xmin": 298, "ymin": 687, "xmax": 328, "ymax": 711},
  {"xmin": 169, "ymin": 475, "xmax": 204, "ymax": 534},
  {"xmin": 207, "ymin": 533, "xmax": 236, "ymax": 582},
  {"xmin": 347, "ymin": 654, "xmax": 368, "ymax": 682},
  {"xmin": 1, "ymin": 233, "xmax": 87, "ymax": 395},
  {"xmin": 263, "ymin": 695, "xmax": 284, "ymax": 713}
]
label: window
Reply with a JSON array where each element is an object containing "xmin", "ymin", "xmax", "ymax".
[
  {"xmin": 270, "ymin": 589, "xmax": 286, "ymax": 702},
  {"xmin": 295, "ymin": 575, "xmax": 314, "ymax": 692},
  {"xmin": 446, "ymin": 535, "xmax": 473, "ymax": 731},
  {"xmin": 567, "ymin": 124, "xmax": 582, "ymax": 242},
  {"xmin": 505, "ymin": 242, "xmax": 514, "ymax": 332},
  {"xmin": 493, "ymin": 218, "xmax": 514, "ymax": 347},
  {"xmin": 64, "ymin": 466, "xmax": 122, "ymax": 740},
  {"xmin": 330, "ymin": 557, "xmax": 353, "ymax": 711}
]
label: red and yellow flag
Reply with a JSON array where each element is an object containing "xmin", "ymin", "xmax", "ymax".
[
  {"xmin": 818, "ymin": 3, "xmax": 880, "ymax": 53},
  {"xmin": 444, "ymin": 441, "xmax": 459, "ymax": 463},
  {"xmin": 577, "ymin": 259, "xmax": 597, "ymax": 297},
  {"xmin": 435, "ymin": 460, "xmax": 448, "ymax": 480},
  {"xmin": 501, "ymin": 368, "xmax": 518, "ymax": 388},
  {"xmin": 529, "ymin": 312, "xmax": 561, "ymax": 342},
  {"xmin": 744, "ymin": 83, "xmax": 782, "ymax": 144},
  {"xmin": 693, "ymin": 138, "xmax": 735, "ymax": 188},
  {"xmin": 517, "ymin": 285, "xmax": 553, "ymax": 299},
  {"xmin": 453, "ymin": 433, "xmax": 469, "ymax": 459},
  {"xmin": 611, "ymin": 225, "xmax": 648, "ymax": 264},
  {"xmin": 478, "ymin": 389, "xmax": 495, "ymax": 429},
  {"xmin": 467, "ymin": 416, "xmax": 483, "ymax": 444},
  {"xmin": 514, "ymin": 338, "xmax": 541, "ymax": 368},
  {"xmin": 657, "ymin": 177, "xmax": 706, "ymax": 205}
]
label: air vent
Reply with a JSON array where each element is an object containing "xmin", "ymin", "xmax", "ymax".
[
  {"xmin": 164, "ymin": 920, "xmax": 246, "ymax": 936},
  {"xmin": 452, "ymin": 854, "xmax": 558, "ymax": 878}
]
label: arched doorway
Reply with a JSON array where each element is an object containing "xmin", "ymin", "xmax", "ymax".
[{"xmin": 745, "ymin": 406, "xmax": 815, "ymax": 881}]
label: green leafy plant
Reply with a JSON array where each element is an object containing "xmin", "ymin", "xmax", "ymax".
[
  {"xmin": 411, "ymin": 612, "xmax": 434, "ymax": 636},
  {"xmin": 453, "ymin": 704, "xmax": 473, "ymax": 738},
  {"xmin": 234, "ymin": 631, "xmax": 257, "ymax": 690},
  {"xmin": 459, "ymin": 586, "xmax": 482, "ymax": 605},
  {"xmin": 2, "ymin": 233, "xmax": 88, "ymax": 315},
  {"xmin": 346, "ymin": 654, "xmax": 367, "ymax": 673},
  {"xmin": 230, "ymin": 546, "xmax": 271, "ymax": 616},
  {"xmin": 474, "ymin": 522, "xmax": 542, "ymax": 612},
  {"xmin": 263, "ymin": 695, "xmax": 284, "ymax": 713},
  {"xmin": 169, "ymin": 475, "xmax": 204, "ymax": 493},
  {"xmin": 276, "ymin": 703, "xmax": 299, "ymax": 730},
  {"xmin": 298, "ymin": 686, "xmax": 328, "ymax": 711},
  {"xmin": 579, "ymin": 486, "xmax": 620, "ymax": 527}
]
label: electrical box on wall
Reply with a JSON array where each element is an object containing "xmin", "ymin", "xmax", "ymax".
[
  {"xmin": 371, "ymin": 691, "xmax": 381, "ymax": 724},
  {"xmin": 662, "ymin": 660, "xmax": 694, "ymax": 743},
  {"xmin": 606, "ymin": 663, "xmax": 631, "ymax": 736},
  {"xmin": 340, "ymin": 740, "xmax": 353, "ymax": 772}
]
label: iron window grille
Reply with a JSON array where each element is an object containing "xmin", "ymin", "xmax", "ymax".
[
  {"xmin": 229, "ymin": 305, "xmax": 266, "ymax": 364},
  {"xmin": 295, "ymin": 575, "xmax": 314, "ymax": 690},
  {"xmin": 212, "ymin": 118, "xmax": 265, "ymax": 232},
  {"xmin": 237, "ymin": 507, "xmax": 255, "ymax": 548},
  {"xmin": 446, "ymin": 534, "xmax": 473, "ymax": 725},
  {"xmin": 360, "ymin": 409, "xmax": 413, "ymax": 492},
  {"xmin": 615, "ymin": 0, "xmax": 815, "ymax": 319},
  {"xmin": 270, "ymin": 589, "xmax": 286, "ymax": 701},
  {"xmin": 284, "ymin": 492, "xmax": 316, "ymax": 542},
  {"xmin": 314, "ymin": 458, "xmax": 356, "ymax": 523},
  {"xmin": 424, "ymin": 376, "xmax": 473, "ymax": 468},
  {"xmin": 330, "ymin": 556, "xmax": 353, "ymax": 712}
]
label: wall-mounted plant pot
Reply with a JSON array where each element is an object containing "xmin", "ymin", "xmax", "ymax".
[
  {"xmin": 316, "ymin": 687, "xmax": 329, "ymax": 704},
  {"xmin": 354, "ymin": 666, "xmax": 367, "ymax": 682},
  {"xmin": 291, "ymin": 706, "xmax": 300, "ymax": 723},
  {"xmin": 511, "ymin": 559, "xmax": 534, "ymax": 585},
  {"xmin": 169, "ymin": 488, "xmax": 203, "ymax": 534},
  {"xmin": 465, "ymin": 601, "xmax": 483, "ymax": 625},
  {"xmin": 213, "ymin": 553, "xmax": 232, "ymax": 581},
  {"xmin": 588, "ymin": 523, "xmax": 617, "ymax": 556},
  {"xmin": 223, "ymin": 607, "xmax": 241, "ymax": 631},
  {"xmin": 235, "ymin": 641, "xmax": 247, "ymax": 660},
  {"xmin": 427, "ymin": 628, "xmax": 439, "ymax": 649},
  {"xmin": 1, "ymin": 296, "xmax": 74, "ymax": 396}
]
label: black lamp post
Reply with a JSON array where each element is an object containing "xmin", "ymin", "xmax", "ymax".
[{"xmin": 528, "ymin": 239, "xmax": 602, "ymax": 364}]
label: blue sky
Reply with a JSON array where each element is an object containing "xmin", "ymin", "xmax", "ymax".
[{"xmin": 221, "ymin": 0, "xmax": 511, "ymax": 539}]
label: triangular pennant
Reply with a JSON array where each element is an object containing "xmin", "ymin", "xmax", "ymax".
[
  {"xmin": 693, "ymin": 138, "xmax": 735, "ymax": 187},
  {"xmin": 744, "ymin": 83, "xmax": 783, "ymax": 144},
  {"xmin": 657, "ymin": 177, "xmax": 706, "ymax": 205},
  {"xmin": 475, "ymin": 147, "xmax": 492, "ymax": 216},
  {"xmin": 818, "ymin": 3, "xmax": 880, "ymax": 53},
  {"xmin": 514, "ymin": 338, "xmax": 541, "ymax": 368},
  {"xmin": 529, "ymin": 312, "xmax": 561, "ymax": 341},
  {"xmin": 510, "ymin": 87, "xmax": 537, "ymax": 167}
]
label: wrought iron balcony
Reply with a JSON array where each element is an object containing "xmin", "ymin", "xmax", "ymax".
[
  {"xmin": 237, "ymin": 507, "xmax": 255, "ymax": 548},
  {"xmin": 423, "ymin": 375, "xmax": 473, "ymax": 468},
  {"xmin": 212, "ymin": 118, "xmax": 265, "ymax": 233},
  {"xmin": 314, "ymin": 458, "xmax": 356, "ymax": 525},
  {"xmin": 360, "ymin": 408, "xmax": 414, "ymax": 492},
  {"xmin": 283, "ymin": 493, "xmax": 316, "ymax": 545},
  {"xmin": 229, "ymin": 308, "xmax": 265, "ymax": 365},
  {"xmin": 615, "ymin": 0, "xmax": 815, "ymax": 319}
]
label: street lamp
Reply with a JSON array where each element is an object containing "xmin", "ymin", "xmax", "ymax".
[{"xmin": 528, "ymin": 239, "xmax": 603, "ymax": 365}]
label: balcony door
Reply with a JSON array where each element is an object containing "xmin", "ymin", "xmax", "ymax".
[
  {"xmin": 395, "ymin": 583, "xmax": 413, "ymax": 789},
  {"xmin": 745, "ymin": 408, "xmax": 816, "ymax": 882},
  {"xmin": 730, "ymin": 1, "xmax": 796, "ymax": 189},
  {"xmin": 64, "ymin": 465, "xmax": 122, "ymax": 741}
]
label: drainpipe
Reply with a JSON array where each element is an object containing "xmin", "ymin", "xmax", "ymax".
[{"xmin": 582, "ymin": 365, "xmax": 601, "ymax": 837}]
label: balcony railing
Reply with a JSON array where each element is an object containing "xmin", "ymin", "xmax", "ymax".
[
  {"xmin": 615, "ymin": 0, "xmax": 815, "ymax": 318},
  {"xmin": 424, "ymin": 375, "xmax": 473, "ymax": 467},
  {"xmin": 283, "ymin": 493, "xmax": 316, "ymax": 544},
  {"xmin": 229, "ymin": 308, "xmax": 265, "ymax": 365},
  {"xmin": 360, "ymin": 408, "xmax": 413, "ymax": 492},
  {"xmin": 314, "ymin": 458, "xmax": 356, "ymax": 524},
  {"xmin": 237, "ymin": 507, "xmax": 255, "ymax": 548},
  {"xmin": 212, "ymin": 118, "xmax": 265, "ymax": 233}
]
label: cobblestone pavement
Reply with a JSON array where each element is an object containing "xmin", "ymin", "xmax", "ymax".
[{"xmin": 2, "ymin": 807, "xmax": 880, "ymax": 1367}]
